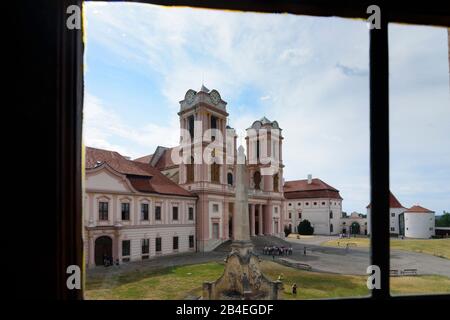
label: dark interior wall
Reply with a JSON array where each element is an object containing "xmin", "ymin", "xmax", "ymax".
[
  {"xmin": 14, "ymin": 0, "xmax": 83, "ymax": 300},
  {"xmin": 12, "ymin": 0, "xmax": 449, "ymax": 301}
]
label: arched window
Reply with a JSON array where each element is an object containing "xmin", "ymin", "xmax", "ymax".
[
  {"xmin": 188, "ymin": 115, "xmax": 194, "ymax": 139},
  {"xmin": 256, "ymin": 140, "xmax": 260, "ymax": 161},
  {"xmin": 273, "ymin": 173, "xmax": 279, "ymax": 192},
  {"xmin": 330, "ymin": 223, "xmax": 334, "ymax": 233},
  {"xmin": 253, "ymin": 171, "xmax": 261, "ymax": 190},
  {"xmin": 211, "ymin": 162, "xmax": 220, "ymax": 183},
  {"xmin": 187, "ymin": 156, "xmax": 194, "ymax": 183},
  {"xmin": 329, "ymin": 210, "xmax": 333, "ymax": 219},
  {"xmin": 227, "ymin": 172, "xmax": 233, "ymax": 185}
]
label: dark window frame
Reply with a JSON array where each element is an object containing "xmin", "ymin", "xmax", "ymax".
[
  {"xmin": 98, "ymin": 201, "xmax": 108, "ymax": 221},
  {"xmin": 50, "ymin": 0, "xmax": 450, "ymax": 300},
  {"xmin": 155, "ymin": 205, "xmax": 162, "ymax": 221},
  {"xmin": 155, "ymin": 237, "xmax": 162, "ymax": 253},
  {"xmin": 189, "ymin": 235, "xmax": 194, "ymax": 248},
  {"xmin": 188, "ymin": 207, "xmax": 194, "ymax": 221},
  {"xmin": 121, "ymin": 202, "xmax": 130, "ymax": 221},
  {"xmin": 122, "ymin": 240, "xmax": 131, "ymax": 257},
  {"xmin": 172, "ymin": 206, "xmax": 179, "ymax": 221},
  {"xmin": 173, "ymin": 236, "xmax": 179, "ymax": 250},
  {"xmin": 141, "ymin": 203, "xmax": 149, "ymax": 221},
  {"xmin": 141, "ymin": 238, "xmax": 150, "ymax": 255}
]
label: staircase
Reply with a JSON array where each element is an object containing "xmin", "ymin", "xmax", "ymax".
[
  {"xmin": 213, "ymin": 235, "xmax": 290, "ymax": 253},
  {"xmin": 251, "ymin": 235, "xmax": 291, "ymax": 251}
]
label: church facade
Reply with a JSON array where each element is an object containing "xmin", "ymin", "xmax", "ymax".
[
  {"xmin": 134, "ymin": 86, "xmax": 286, "ymax": 252},
  {"xmin": 84, "ymin": 86, "xmax": 288, "ymax": 267}
]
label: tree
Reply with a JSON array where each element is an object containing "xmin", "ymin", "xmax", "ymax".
[
  {"xmin": 297, "ymin": 219, "xmax": 314, "ymax": 235},
  {"xmin": 284, "ymin": 225, "xmax": 292, "ymax": 237},
  {"xmin": 436, "ymin": 212, "xmax": 450, "ymax": 227}
]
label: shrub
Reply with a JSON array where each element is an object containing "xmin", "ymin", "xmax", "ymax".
[{"xmin": 297, "ymin": 220, "xmax": 314, "ymax": 235}]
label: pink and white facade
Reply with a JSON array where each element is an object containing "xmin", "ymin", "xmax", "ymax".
[
  {"xmin": 135, "ymin": 86, "xmax": 286, "ymax": 252},
  {"xmin": 85, "ymin": 86, "xmax": 287, "ymax": 267},
  {"xmin": 84, "ymin": 147, "xmax": 197, "ymax": 267}
]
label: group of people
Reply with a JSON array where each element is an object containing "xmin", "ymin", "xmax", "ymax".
[
  {"xmin": 262, "ymin": 245, "xmax": 293, "ymax": 256},
  {"xmin": 103, "ymin": 254, "xmax": 119, "ymax": 267}
]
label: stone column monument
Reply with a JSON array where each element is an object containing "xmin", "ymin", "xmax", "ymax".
[{"xmin": 202, "ymin": 146, "xmax": 282, "ymax": 300}]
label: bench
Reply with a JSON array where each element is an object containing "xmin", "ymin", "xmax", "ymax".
[
  {"xmin": 401, "ymin": 269, "xmax": 418, "ymax": 276},
  {"xmin": 390, "ymin": 269, "xmax": 400, "ymax": 276}
]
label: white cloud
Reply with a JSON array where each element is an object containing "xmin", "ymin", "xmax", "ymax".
[
  {"xmin": 84, "ymin": 3, "xmax": 449, "ymax": 214},
  {"xmin": 83, "ymin": 93, "xmax": 179, "ymax": 158}
]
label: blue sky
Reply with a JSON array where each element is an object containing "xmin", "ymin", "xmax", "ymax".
[{"xmin": 83, "ymin": 3, "xmax": 450, "ymax": 215}]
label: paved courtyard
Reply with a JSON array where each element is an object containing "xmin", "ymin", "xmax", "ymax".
[
  {"xmin": 281, "ymin": 236, "xmax": 450, "ymax": 276},
  {"xmin": 87, "ymin": 235, "xmax": 450, "ymax": 279}
]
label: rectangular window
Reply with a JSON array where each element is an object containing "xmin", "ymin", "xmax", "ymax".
[
  {"xmin": 155, "ymin": 205, "xmax": 161, "ymax": 221},
  {"xmin": 173, "ymin": 236, "xmax": 179, "ymax": 250},
  {"xmin": 212, "ymin": 223, "xmax": 219, "ymax": 240},
  {"xmin": 188, "ymin": 207, "xmax": 194, "ymax": 220},
  {"xmin": 121, "ymin": 202, "xmax": 130, "ymax": 220},
  {"xmin": 122, "ymin": 240, "xmax": 130, "ymax": 257},
  {"xmin": 141, "ymin": 238, "xmax": 149, "ymax": 255},
  {"xmin": 213, "ymin": 204, "xmax": 219, "ymax": 212},
  {"xmin": 172, "ymin": 206, "xmax": 179, "ymax": 220},
  {"xmin": 141, "ymin": 203, "xmax": 149, "ymax": 220},
  {"xmin": 189, "ymin": 235, "xmax": 194, "ymax": 248},
  {"xmin": 390, "ymin": 227, "xmax": 395, "ymax": 232},
  {"xmin": 155, "ymin": 237, "xmax": 162, "ymax": 252},
  {"xmin": 99, "ymin": 201, "xmax": 108, "ymax": 220}
]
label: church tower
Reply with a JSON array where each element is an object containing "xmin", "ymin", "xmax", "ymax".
[
  {"xmin": 245, "ymin": 117, "xmax": 284, "ymax": 193},
  {"xmin": 178, "ymin": 85, "xmax": 236, "ymax": 187},
  {"xmin": 245, "ymin": 117, "xmax": 284, "ymax": 236},
  {"xmin": 178, "ymin": 85, "xmax": 237, "ymax": 252}
]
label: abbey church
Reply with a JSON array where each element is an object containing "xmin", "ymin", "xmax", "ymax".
[{"xmin": 84, "ymin": 86, "xmax": 343, "ymax": 267}]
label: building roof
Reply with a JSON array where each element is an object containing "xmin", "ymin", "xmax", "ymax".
[
  {"xmin": 134, "ymin": 154, "xmax": 153, "ymax": 164},
  {"xmin": 86, "ymin": 147, "xmax": 193, "ymax": 197},
  {"xmin": 405, "ymin": 205, "xmax": 434, "ymax": 213},
  {"xmin": 134, "ymin": 146, "xmax": 176, "ymax": 170},
  {"xmin": 283, "ymin": 178, "xmax": 342, "ymax": 200},
  {"xmin": 366, "ymin": 191, "xmax": 405, "ymax": 209},
  {"xmin": 200, "ymin": 84, "xmax": 210, "ymax": 93},
  {"xmin": 248, "ymin": 116, "xmax": 281, "ymax": 130}
]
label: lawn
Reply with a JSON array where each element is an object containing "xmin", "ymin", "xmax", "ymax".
[
  {"xmin": 321, "ymin": 238, "xmax": 450, "ymax": 259},
  {"xmin": 85, "ymin": 260, "xmax": 450, "ymax": 300}
]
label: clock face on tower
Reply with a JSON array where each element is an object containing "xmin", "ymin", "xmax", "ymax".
[
  {"xmin": 210, "ymin": 90, "xmax": 221, "ymax": 105},
  {"xmin": 185, "ymin": 90, "xmax": 196, "ymax": 104}
]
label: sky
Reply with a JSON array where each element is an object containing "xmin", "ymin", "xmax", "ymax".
[{"xmin": 83, "ymin": 2, "xmax": 450, "ymax": 215}]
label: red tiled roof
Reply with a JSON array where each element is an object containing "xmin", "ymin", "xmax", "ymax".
[
  {"xmin": 134, "ymin": 147, "xmax": 176, "ymax": 170},
  {"xmin": 405, "ymin": 205, "xmax": 434, "ymax": 213},
  {"xmin": 86, "ymin": 147, "xmax": 193, "ymax": 197},
  {"xmin": 86, "ymin": 147, "xmax": 151, "ymax": 176},
  {"xmin": 283, "ymin": 178, "xmax": 342, "ymax": 200},
  {"xmin": 154, "ymin": 147, "xmax": 176, "ymax": 170},
  {"xmin": 366, "ymin": 191, "xmax": 404, "ymax": 209},
  {"xmin": 134, "ymin": 154, "xmax": 153, "ymax": 164}
]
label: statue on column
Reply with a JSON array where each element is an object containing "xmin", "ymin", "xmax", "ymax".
[{"xmin": 202, "ymin": 146, "xmax": 282, "ymax": 300}]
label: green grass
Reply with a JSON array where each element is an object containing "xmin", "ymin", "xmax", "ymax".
[
  {"xmin": 391, "ymin": 275, "xmax": 450, "ymax": 296},
  {"xmin": 85, "ymin": 260, "xmax": 450, "ymax": 300},
  {"xmin": 322, "ymin": 238, "xmax": 450, "ymax": 259},
  {"xmin": 85, "ymin": 262, "xmax": 224, "ymax": 300}
]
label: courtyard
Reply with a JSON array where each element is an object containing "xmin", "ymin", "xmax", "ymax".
[{"xmin": 85, "ymin": 236, "xmax": 450, "ymax": 299}]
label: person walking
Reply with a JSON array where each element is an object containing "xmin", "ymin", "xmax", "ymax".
[
  {"xmin": 303, "ymin": 246, "xmax": 307, "ymax": 256},
  {"xmin": 292, "ymin": 283, "xmax": 297, "ymax": 296}
]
